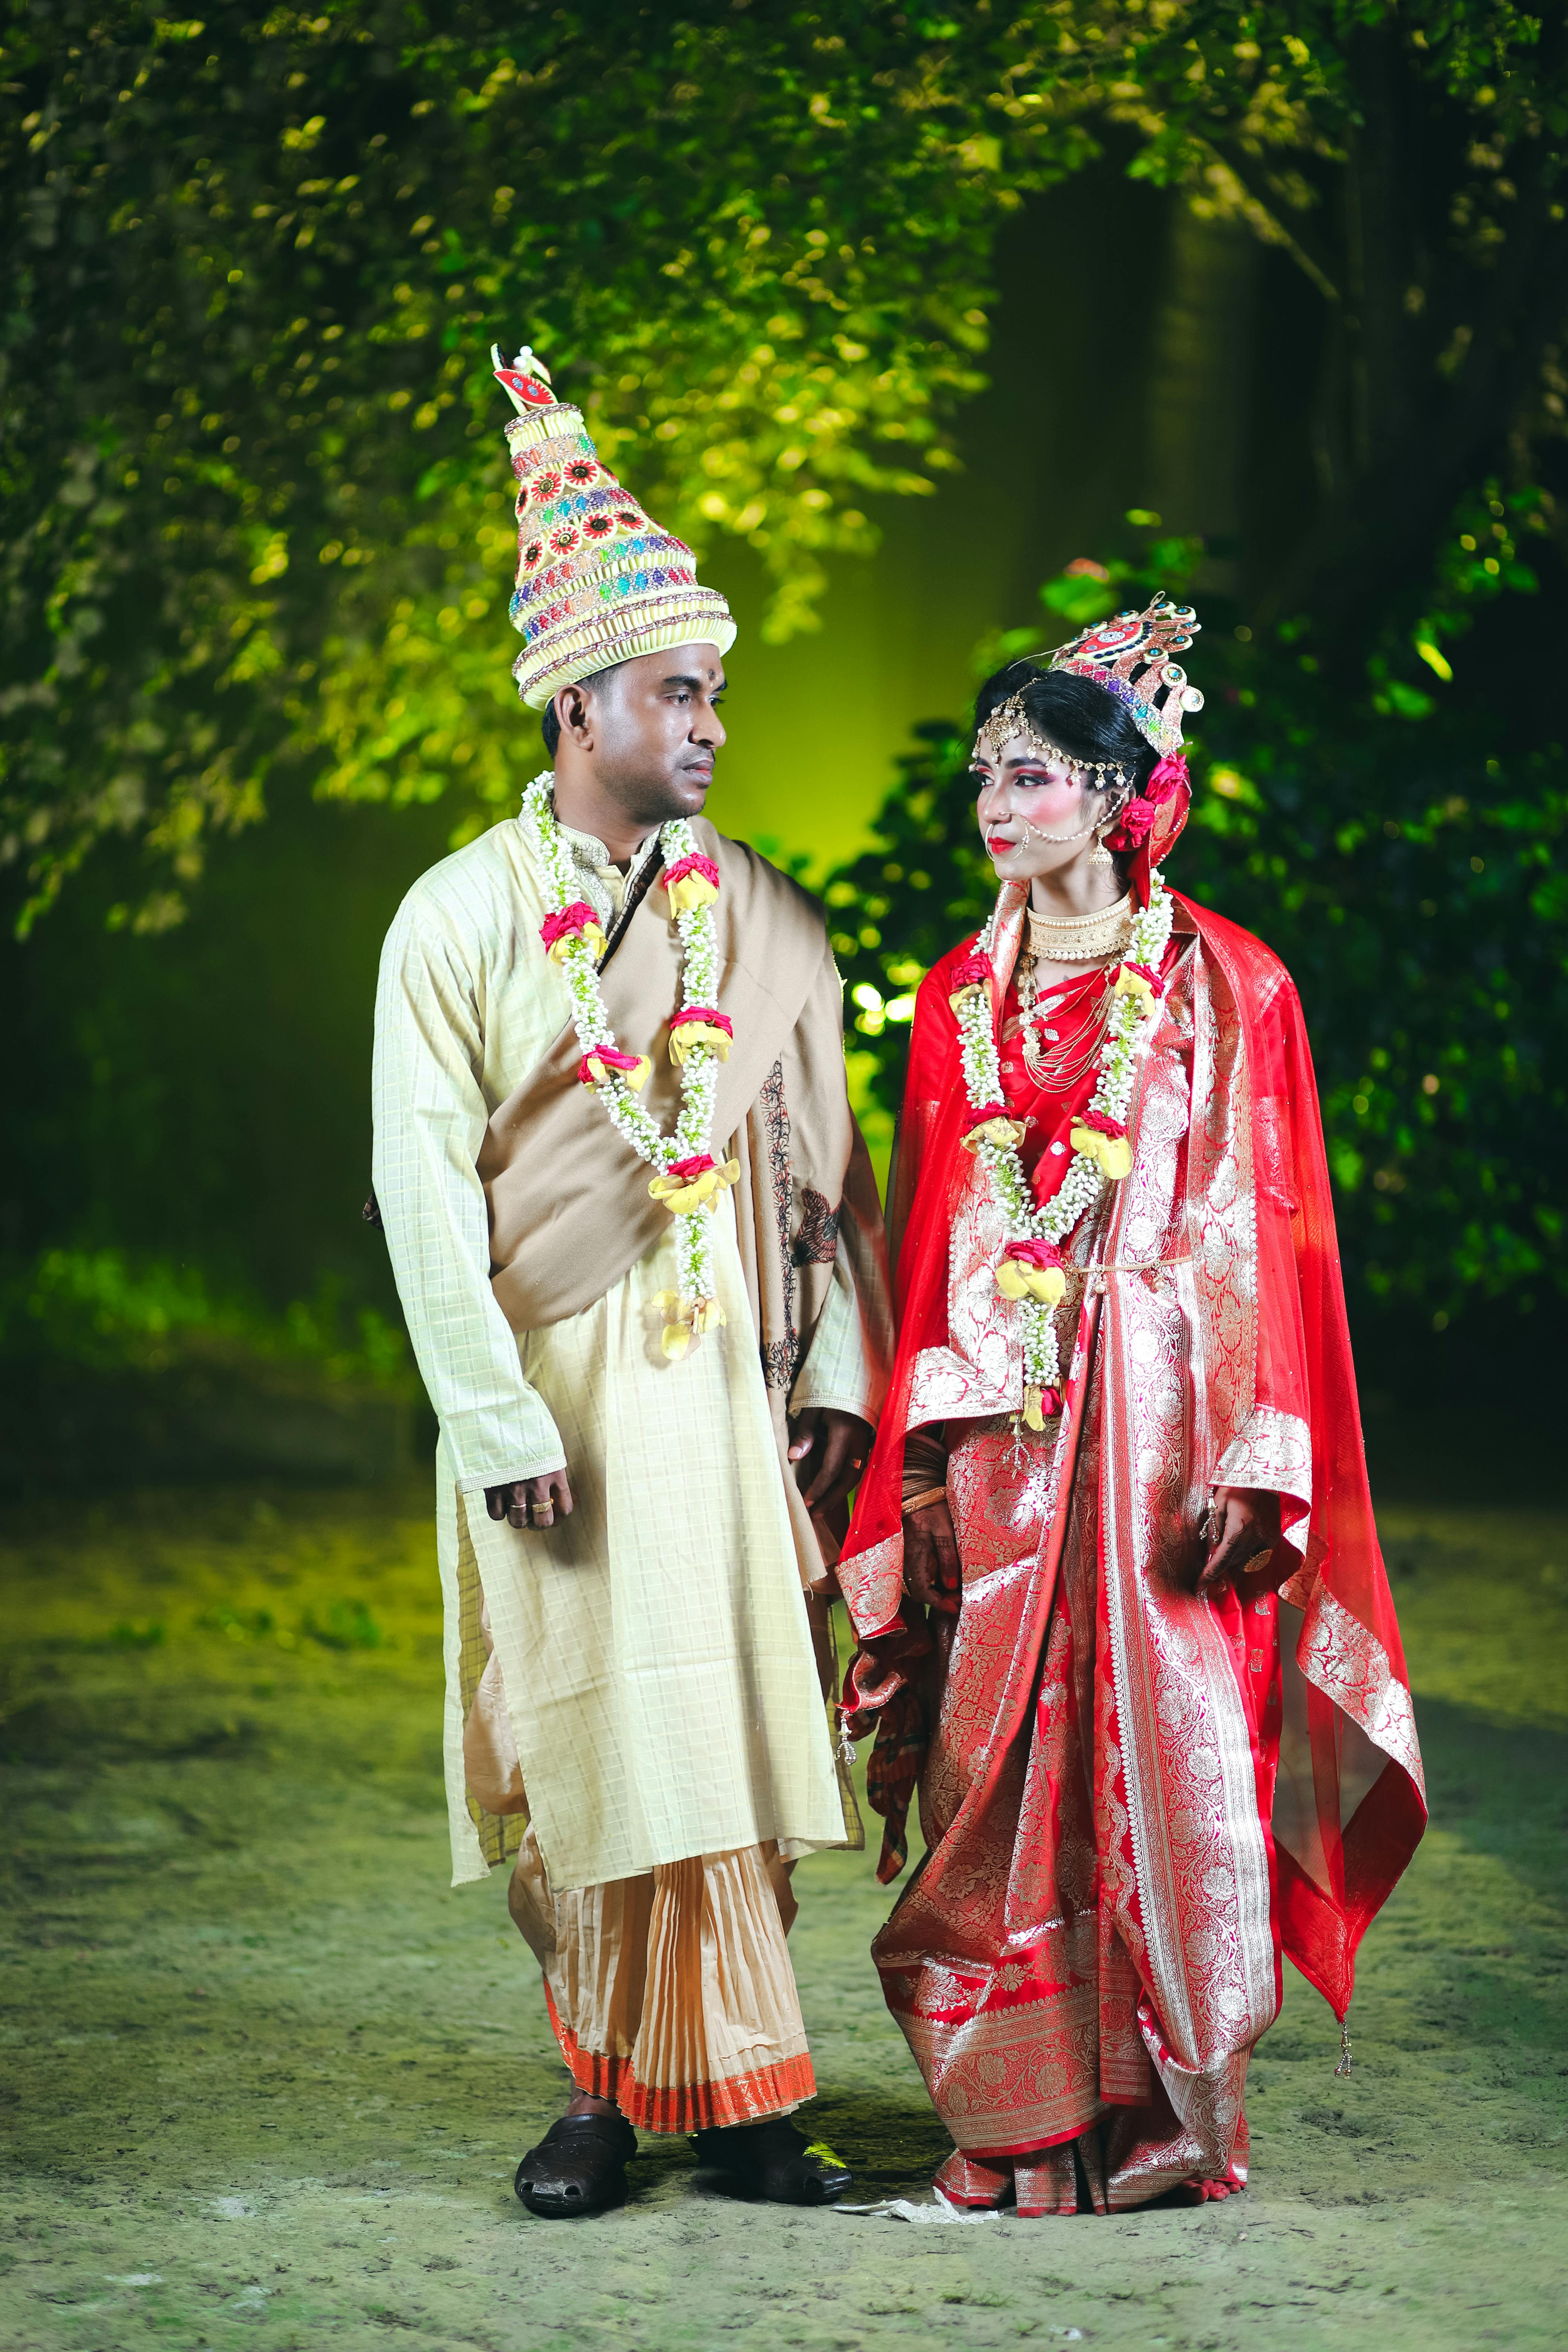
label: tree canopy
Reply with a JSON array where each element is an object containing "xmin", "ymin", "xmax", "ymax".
[{"xmin": 3, "ymin": 1, "xmax": 1563, "ymax": 928}]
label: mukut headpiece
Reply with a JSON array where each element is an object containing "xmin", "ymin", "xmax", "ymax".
[
  {"xmin": 493, "ymin": 344, "xmax": 736, "ymax": 710},
  {"xmin": 1046, "ymin": 591, "xmax": 1204, "ymax": 757}
]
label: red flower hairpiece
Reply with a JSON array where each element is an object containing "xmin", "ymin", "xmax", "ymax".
[
  {"xmin": 1106, "ymin": 798, "xmax": 1155, "ymax": 851},
  {"xmin": 1144, "ymin": 752, "xmax": 1188, "ymax": 806}
]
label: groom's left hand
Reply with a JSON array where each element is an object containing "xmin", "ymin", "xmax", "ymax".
[{"xmin": 788, "ymin": 1408, "xmax": 873, "ymax": 1514}]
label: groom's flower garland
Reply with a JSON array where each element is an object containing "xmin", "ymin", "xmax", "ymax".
[
  {"xmin": 524, "ymin": 772, "xmax": 736, "ymax": 1359},
  {"xmin": 953, "ymin": 871, "xmax": 1176, "ymax": 1428}
]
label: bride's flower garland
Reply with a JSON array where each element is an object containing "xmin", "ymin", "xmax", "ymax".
[
  {"xmin": 524, "ymin": 772, "xmax": 737, "ymax": 1359},
  {"xmin": 952, "ymin": 871, "xmax": 1176, "ymax": 1428}
]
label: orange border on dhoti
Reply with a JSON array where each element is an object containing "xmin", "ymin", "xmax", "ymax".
[{"xmin": 544, "ymin": 1987, "xmax": 815, "ymax": 2135}]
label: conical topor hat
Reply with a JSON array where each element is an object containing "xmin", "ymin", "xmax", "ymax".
[{"xmin": 495, "ymin": 350, "xmax": 735, "ymax": 709}]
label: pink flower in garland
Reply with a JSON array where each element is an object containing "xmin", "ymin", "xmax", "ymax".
[
  {"xmin": 540, "ymin": 900, "xmax": 607, "ymax": 963},
  {"xmin": 1004, "ymin": 1237, "xmax": 1064, "ymax": 1270},
  {"xmin": 648, "ymin": 1151, "xmax": 742, "ymax": 1214},
  {"xmin": 1113, "ymin": 960, "xmax": 1166, "ymax": 1011},
  {"xmin": 668, "ymin": 1152, "xmax": 721, "ymax": 1181},
  {"xmin": 577, "ymin": 1045, "xmax": 651, "ymax": 1090}
]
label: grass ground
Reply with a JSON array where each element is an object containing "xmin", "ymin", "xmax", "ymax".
[{"xmin": 2, "ymin": 1478, "xmax": 1566, "ymax": 2351}]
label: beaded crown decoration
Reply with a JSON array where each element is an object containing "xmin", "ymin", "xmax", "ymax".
[
  {"xmin": 493, "ymin": 344, "xmax": 736, "ymax": 710},
  {"xmin": 1046, "ymin": 591, "xmax": 1204, "ymax": 756}
]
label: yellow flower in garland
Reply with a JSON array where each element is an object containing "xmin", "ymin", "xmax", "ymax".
[
  {"xmin": 668, "ymin": 1007, "xmax": 734, "ymax": 1066},
  {"xmin": 654, "ymin": 1291, "xmax": 727, "ymax": 1360},
  {"xmin": 1113, "ymin": 960, "xmax": 1165, "ymax": 1012},
  {"xmin": 1021, "ymin": 1383, "xmax": 1063, "ymax": 1430},
  {"xmin": 961, "ymin": 1102, "xmax": 1029, "ymax": 1154},
  {"xmin": 1069, "ymin": 1112, "xmax": 1133, "ymax": 1181},
  {"xmin": 649, "ymin": 1153, "xmax": 741, "ymax": 1214},
  {"xmin": 663, "ymin": 852, "xmax": 721, "ymax": 916},
  {"xmin": 577, "ymin": 1046, "xmax": 653, "ymax": 1091},
  {"xmin": 994, "ymin": 1239, "xmax": 1067, "ymax": 1306}
]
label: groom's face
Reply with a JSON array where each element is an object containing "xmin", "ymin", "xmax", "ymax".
[{"xmin": 584, "ymin": 643, "xmax": 727, "ymax": 827}]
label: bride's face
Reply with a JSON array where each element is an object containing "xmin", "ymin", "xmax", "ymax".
[{"xmin": 971, "ymin": 732, "xmax": 1110, "ymax": 883}]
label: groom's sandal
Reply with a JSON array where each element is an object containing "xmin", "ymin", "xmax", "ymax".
[
  {"xmin": 692, "ymin": 2118, "xmax": 853, "ymax": 2205},
  {"xmin": 514, "ymin": 2110, "xmax": 638, "ymax": 2218}
]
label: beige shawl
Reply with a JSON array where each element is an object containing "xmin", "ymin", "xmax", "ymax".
[{"xmin": 476, "ymin": 819, "xmax": 887, "ymax": 1589}]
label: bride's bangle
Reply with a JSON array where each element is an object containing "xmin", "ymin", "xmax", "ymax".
[{"xmin": 902, "ymin": 1486, "xmax": 948, "ymax": 1516}]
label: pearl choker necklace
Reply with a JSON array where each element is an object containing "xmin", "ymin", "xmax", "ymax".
[{"xmin": 1026, "ymin": 891, "xmax": 1135, "ymax": 966}]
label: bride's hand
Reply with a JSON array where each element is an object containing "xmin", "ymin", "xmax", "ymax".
[
  {"xmin": 1193, "ymin": 1484, "xmax": 1282, "ymax": 1590},
  {"xmin": 903, "ymin": 1499, "xmax": 961, "ymax": 1615}
]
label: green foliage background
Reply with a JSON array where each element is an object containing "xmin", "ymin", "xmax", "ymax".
[{"xmin": 2, "ymin": 0, "xmax": 1566, "ymax": 1401}]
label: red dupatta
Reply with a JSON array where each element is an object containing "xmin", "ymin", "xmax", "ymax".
[{"xmin": 841, "ymin": 797, "xmax": 1425, "ymax": 2022}]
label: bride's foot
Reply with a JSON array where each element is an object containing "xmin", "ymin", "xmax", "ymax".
[{"xmin": 1175, "ymin": 2172, "xmax": 1245, "ymax": 2204}]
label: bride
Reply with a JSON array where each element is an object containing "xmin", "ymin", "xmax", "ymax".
[{"xmin": 837, "ymin": 596, "xmax": 1426, "ymax": 2216}]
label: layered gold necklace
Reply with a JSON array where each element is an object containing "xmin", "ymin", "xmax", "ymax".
[
  {"xmin": 1025, "ymin": 890, "xmax": 1135, "ymax": 968},
  {"xmin": 1011, "ymin": 893, "xmax": 1136, "ymax": 1089}
]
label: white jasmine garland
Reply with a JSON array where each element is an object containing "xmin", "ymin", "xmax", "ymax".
[
  {"xmin": 524, "ymin": 771, "xmax": 727, "ymax": 1320},
  {"xmin": 956, "ymin": 871, "xmax": 1176, "ymax": 1415}
]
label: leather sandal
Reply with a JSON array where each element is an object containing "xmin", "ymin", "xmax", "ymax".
[
  {"xmin": 514, "ymin": 2110, "xmax": 638, "ymax": 2218},
  {"xmin": 691, "ymin": 2118, "xmax": 853, "ymax": 2205}
]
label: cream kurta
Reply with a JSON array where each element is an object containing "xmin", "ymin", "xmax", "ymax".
[{"xmin": 373, "ymin": 813, "xmax": 871, "ymax": 1892}]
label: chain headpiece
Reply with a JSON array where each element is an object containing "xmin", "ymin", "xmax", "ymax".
[{"xmin": 972, "ymin": 693, "xmax": 1134, "ymax": 792}]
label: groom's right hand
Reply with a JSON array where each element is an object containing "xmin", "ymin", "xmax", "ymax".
[
  {"xmin": 485, "ymin": 1472, "xmax": 574, "ymax": 1531},
  {"xmin": 903, "ymin": 1500, "xmax": 961, "ymax": 1616}
]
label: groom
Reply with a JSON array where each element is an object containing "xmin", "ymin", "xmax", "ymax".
[{"xmin": 372, "ymin": 347, "xmax": 888, "ymax": 2218}]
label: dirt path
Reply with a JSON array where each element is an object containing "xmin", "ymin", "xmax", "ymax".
[{"xmin": 2, "ymin": 1486, "xmax": 1565, "ymax": 2349}]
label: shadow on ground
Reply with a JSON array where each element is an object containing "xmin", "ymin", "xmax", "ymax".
[{"xmin": 1, "ymin": 1485, "xmax": 1565, "ymax": 2349}]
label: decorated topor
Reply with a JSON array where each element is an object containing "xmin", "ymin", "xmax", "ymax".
[{"xmin": 493, "ymin": 344, "xmax": 737, "ymax": 710}]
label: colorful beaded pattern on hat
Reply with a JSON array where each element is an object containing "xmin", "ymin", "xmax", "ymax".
[{"xmin": 496, "ymin": 354, "xmax": 735, "ymax": 709}]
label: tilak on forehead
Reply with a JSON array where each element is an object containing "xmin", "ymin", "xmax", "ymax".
[{"xmin": 973, "ymin": 593, "xmax": 1206, "ymax": 783}]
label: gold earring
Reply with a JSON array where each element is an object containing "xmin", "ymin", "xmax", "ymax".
[{"xmin": 1090, "ymin": 824, "xmax": 1114, "ymax": 867}]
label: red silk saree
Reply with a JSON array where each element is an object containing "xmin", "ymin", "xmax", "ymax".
[{"xmin": 839, "ymin": 858, "xmax": 1426, "ymax": 2213}]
